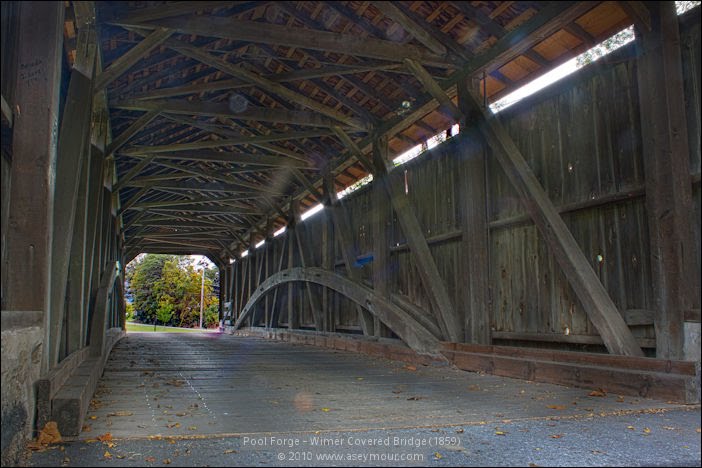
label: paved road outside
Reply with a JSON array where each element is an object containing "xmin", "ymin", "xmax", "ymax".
[{"xmin": 28, "ymin": 333, "xmax": 701, "ymax": 467}]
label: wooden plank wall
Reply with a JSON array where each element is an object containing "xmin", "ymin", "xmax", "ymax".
[{"xmin": 232, "ymin": 17, "xmax": 701, "ymax": 353}]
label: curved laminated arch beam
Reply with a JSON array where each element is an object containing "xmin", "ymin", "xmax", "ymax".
[{"xmin": 233, "ymin": 267, "xmax": 441, "ymax": 355}]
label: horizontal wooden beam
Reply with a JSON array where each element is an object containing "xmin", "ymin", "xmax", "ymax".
[
  {"xmin": 132, "ymin": 150, "xmax": 311, "ymax": 167},
  {"xmin": 111, "ymin": 98, "xmax": 351, "ymax": 129},
  {"xmin": 121, "ymin": 129, "xmax": 334, "ymax": 155},
  {"xmin": 116, "ymin": 14, "xmax": 460, "ymax": 69}
]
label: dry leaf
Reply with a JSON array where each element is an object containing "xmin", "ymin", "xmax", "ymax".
[
  {"xmin": 97, "ymin": 433, "xmax": 112, "ymax": 442},
  {"xmin": 89, "ymin": 416, "xmax": 97, "ymax": 420},
  {"xmin": 103, "ymin": 451, "xmax": 112, "ymax": 459},
  {"xmin": 627, "ymin": 426, "xmax": 635, "ymax": 430},
  {"xmin": 662, "ymin": 426, "xmax": 676, "ymax": 431},
  {"xmin": 495, "ymin": 431, "xmax": 506, "ymax": 436},
  {"xmin": 82, "ymin": 424, "xmax": 92, "ymax": 433},
  {"xmin": 456, "ymin": 428, "xmax": 464, "ymax": 434},
  {"xmin": 107, "ymin": 411, "xmax": 133, "ymax": 417},
  {"xmin": 37, "ymin": 422, "xmax": 62, "ymax": 445},
  {"xmin": 588, "ymin": 389, "xmax": 607, "ymax": 397},
  {"xmin": 404, "ymin": 365, "xmax": 417, "ymax": 372},
  {"xmin": 550, "ymin": 434, "xmax": 563, "ymax": 439},
  {"xmin": 547, "ymin": 405, "xmax": 566, "ymax": 410},
  {"xmin": 26, "ymin": 441, "xmax": 47, "ymax": 451},
  {"xmin": 696, "ymin": 428, "xmax": 701, "ymax": 433},
  {"xmin": 224, "ymin": 449, "xmax": 238, "ymax": 454},
  {"xmin": 163, "ymin": 459, "xmax": 171, "ymax": 465},
  {"xmin": 117, "ymin": 454, "xmax": 126, "ymax": 459},
  {"xmin": 406, "ymin": 396, "xmax": 425, "ymax": 401},
  {"xmin": 643, "ymin": 427, "xmax": 651, "ymax": 434},
  {"xmin": 433, "ymin": 452, "xmax": 443, "ymax": 460},
  {"xmin": 356, "ymin": 377, "xmax": 364, "ymax": 381},
  {"xmin": 188, "ymin": 426, "xmax": 197, "ymax": 431},
  {"xmin": 175, "ymin": 412, "xmax": 187, "ymax": 417},
  {"xmin": 529, "ymin": 464, "xmax": 539, "ymax": 467},
  {"xmin": 145, "ymin": 456, "xmax": 156, "ymax": 462},
  {"xmin": 321, "ymin": 407, "xmax": 331, "ymax": 412},
  {"xmin": 468, "ymin": 384, "xmax": 481, "ymax": 391}
]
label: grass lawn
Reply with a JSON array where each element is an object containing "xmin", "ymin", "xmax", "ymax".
[{"xmin": 126, "ymin": 321, "xmax": 211, "ymax": 333}]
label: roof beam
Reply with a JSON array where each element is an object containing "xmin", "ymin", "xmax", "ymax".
[
  {"xmin": 169, "ymin": 42, "xmax": 369, "ymax": 130},
  {"xmin": 113, "ymin": 156, "xmax": 155, "ymax": 192},
  {"xmin": 121, "ymin": 129, "xmax": 335, "ymax": 155},
  {"xmin": 94, "ymin": 27, "xmax": 174, "ymax": 90},
  {"xmin": 111, "ymin": 98, "xmax": 352, "ymax": 129},
  {"xmin": 403, "ymin": 59, "xmax": 463, "ymax": 121},
  {"xmin": 372, "ymin": 1, "xmax": 448, "ymax": 56},
  {"xmin": 105, "ymin": 110, "xmax": 160, "ymax": 157},
  {"xmin": 132, "ymin": 150, "xmax": 312, "ymax": 167},
  {"xmin": 115, "ymin": 15, "xmax": 460, "ymax": 69},
  {"xmin": 127, "ymin": 179, "xmax": 281, "ymax": 194}
]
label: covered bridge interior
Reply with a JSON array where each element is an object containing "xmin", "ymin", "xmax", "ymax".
[{"xmin": 1, "ymin": 1, "xmax": 700, "ymax": 465}]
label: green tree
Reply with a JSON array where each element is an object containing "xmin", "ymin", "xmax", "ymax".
[
  {"xmin": 127, "ymin": 254, "xmax": 175, "ymax": 323},
  {"xmin": 126, "ymin": 254, "xmax": 220, "ymax": 328}
]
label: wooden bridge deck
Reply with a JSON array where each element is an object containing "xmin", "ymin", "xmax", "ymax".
[{"xmin": 81, "ymin": 332, "xmax": 683, "ymax": 440}]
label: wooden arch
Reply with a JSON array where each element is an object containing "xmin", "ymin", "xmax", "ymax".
[{"xmin": 233, "ymin": 267, "xmax": 440, "ymax": 355}]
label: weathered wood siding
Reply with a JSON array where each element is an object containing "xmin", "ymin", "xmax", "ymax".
[{"xmin": 231, "ymin": 16, "xmax": 701, "ymax": 352}]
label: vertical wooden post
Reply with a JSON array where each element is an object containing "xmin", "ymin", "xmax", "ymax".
[
  {"xmin": 321, "ymin": 210, "xmax": 334, "ymax": 332},
  {"xmin": 49, "ymin": 32, "xmax": 96, "ymax": 364},
  {"xmin": 66, "ymin": 145, "xmax": 91, "ymax": 354},
  {"xmin": 635, "ymin": 1, "xmax": 698, "ymax": 359},
  {"xmin": 287, "ymin": 201, "xmax": 299, "ymax": 330},
  {"xmin": 372, "ymin": 136, "xmax": 392, "ymax": 338},
  {"xmin": 323, "ymin": 169, "xmax": 375, "ymax": 335},
  {"xmin": 83, "ymin": 150, "xmax": 105, "ymax": 345},
  {"xmin": 371, "ymin": 137, "xmax": 463, "ymax": 342},
  {"xmin": 457, "ymin": 77, "xmax": 491, "ymax": 344},
  {"xmin": 1, "ymin": 1, "xmax": 64, "ymax": 373}
]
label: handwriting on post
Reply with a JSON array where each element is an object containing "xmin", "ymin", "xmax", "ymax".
[{"xmin": 20, "ymin": 59, "xmax": 44, "ymax": 87}]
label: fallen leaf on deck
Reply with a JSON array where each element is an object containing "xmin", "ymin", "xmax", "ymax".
[
  {"xmin": 627, "ymin": 426, "xmax": 635, "ymax": 430},
  {"xmin": 145, "ymin": 456, "xmax": 156, "ymax": 462},
  {"xmin": 89, "ymin": 416, "xmax": 97, "ymax": 420},
  {"xmin": 433, "ymin": 452, "xmax": 442, "ymax": 460},
  {"xmin": 529, "ymin": 463, "xmax": 539, "ymax": 467},
  {"xmin": 321, "ymin": 408, "xmax": 331, "ymax": 412},
  {"xmin": 468, "ymin": 384, "xmax": 481, "ymax": 391},
  {"xmin": 188, "ymin": 426, "xmax": 197, "ymax": 431},
  {"xmin": 456, "ymin": 428, "xmax": 464, "ymax": 434},
  {"xmin": 696, "ymin": 428, "xmax": 701, "ymax": 433},
  {"xmin": 662, "ymin": 426, "xmax": 677, "ymax": 431},
  {"xmin": 224, "ymin": 449, "xmax": 238, "ymax": 454},
  {"xmin": 643, "ymin": 427, "xmax": 651, "ymax": 435},
  {"xmin": 495, "ymin": 431, "xmax": 506, "ymax": 436},
  {"xmin": 104, "ymin": 451, "xmax": 112, "ymax": 459},
  {"xmin": 82, "ymin": 425, "xmax": 92, "ymax": 433},
  {"xmin": 163, "ymin": 459, "xmax": 171, "ymax": 465},
  {"xmin": 406, "ymin": 396, "xmax": 425, "ymax": 401},
  {"xmin": 547, "ymin": 405, "xmax": 566, "ymax": 410},
  {"xmin": 356, "ymin": 377, "xmax": 364, "ymax": 381},
  {"xmin": 97, "ymin": 433, "xmax": 112, "ymax": 442},
  {"xmin": 550, "ymin": 434, "xmax": 563, "ymax": 439},
  {"xmin": 589, "ymin": 389, "xmax": 607, "ymax": 397},
  {"xmin": 404, "ymin": 365, "xmax": 417, "ymax": 371},
  {"xmin": 175, "ymin": 412, "xmax": 187, "ymax": 417},
  {"xmin": 166, "ymin": 422, "xmax": 181, "ymax": 428},
  {"xmin": 37, "ymin": 422, "xmax": 62, "ymax": 445},
  {"xmin": 107, "ymin": 411, "xmax": 133, "ymax": 417}
]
